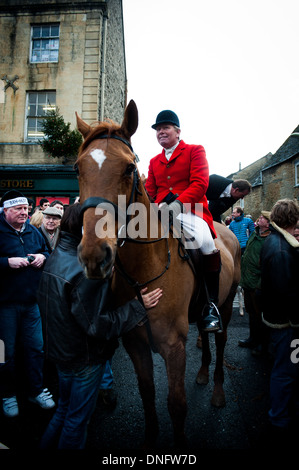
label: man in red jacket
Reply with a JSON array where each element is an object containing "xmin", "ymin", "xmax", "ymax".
[{"xmin": 145, "ymin": 110, "xmax": 221, "ymax": 332}]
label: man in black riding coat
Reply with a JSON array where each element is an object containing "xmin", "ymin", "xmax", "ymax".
[{"xmin": 206, "ymin": 174, "xmax": 251, "ymax": 223}]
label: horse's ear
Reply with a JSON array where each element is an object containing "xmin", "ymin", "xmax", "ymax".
[
  {"xmin": 76, "ymin": 112, "xmax": 91, "ymax": 138},
  {"xmin": 121, "ymin": 100, "xmax": 138, "ymax": 139}
]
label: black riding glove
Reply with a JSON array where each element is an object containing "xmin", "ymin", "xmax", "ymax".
[{"xmin": 159, "ymin": 200, "xmax": 184, "ymax": 228}]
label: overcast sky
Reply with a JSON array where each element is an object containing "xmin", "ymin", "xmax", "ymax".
[{"xmin": 122, "ymin": 0, "xmax": 299, "ymax": 177}]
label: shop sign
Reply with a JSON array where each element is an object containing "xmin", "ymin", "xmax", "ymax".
[{"xmin": 0, "ymin": 180, "xmax": 34, "ymax": 189}]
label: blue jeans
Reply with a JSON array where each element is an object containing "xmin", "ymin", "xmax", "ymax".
[
  {"xmin": 0, "ymin": 303, "xmax": 44, "ymax": 398},
  {"xmin": 269, "ymin": 327, "xmax": 299, "ymax": 428},
  {"xmin": 99, "ymin": 359, "xmax": 114, "ymax": 390},
  {"xmin": 40, "ymin": 363, "xmax": 105, "ymax": 449}
]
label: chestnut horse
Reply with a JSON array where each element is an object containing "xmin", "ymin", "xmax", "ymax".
[{"xmin": 75, "ymin": 100, "xmax": 241, "ymax": 448}]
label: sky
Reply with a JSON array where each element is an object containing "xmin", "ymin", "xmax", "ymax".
[{"xmin": 122, "ymin": 0, "xmax": 299, "ymax": 177}]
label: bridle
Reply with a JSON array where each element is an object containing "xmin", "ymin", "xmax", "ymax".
[
  {"xmin": 78, "ymin": 134, "xmax": 139, "ymax": 227},
  {"xmin": 76, "ymin": 134, "xmax": 171, "ymax": 351},
  {"xmin": 77, "ymin": 133, "xmax": 170, "ymax": 253}
]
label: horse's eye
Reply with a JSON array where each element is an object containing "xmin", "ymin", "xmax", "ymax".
[{"xmin": 124, "ymin": 163, "xmax": 135, "ymax": 176}]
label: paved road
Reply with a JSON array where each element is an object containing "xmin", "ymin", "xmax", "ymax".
[
  {"xmin": 85, "ymin": 306, "xmax": 272, "ymax": 452},
  {"xmin": 0, "ymin": 303, "xmax": 289, "ymax": 460}
]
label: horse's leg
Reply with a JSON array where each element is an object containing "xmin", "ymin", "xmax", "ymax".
[
  {"xmin": 122, "ymin": 332, "xmax": 159, "ymax": 449},
  {"xmin": 162, "ymin": 337, "xmax": 188, "ymax": 448},
  {"xmin": 211, "ymin": 329, "xmax": 227, "ymax": 407},
  {"xmin": 196, "ymin": 329, "xmax": 211, "ymax": 385},
  {"xmin": 211, "ymin": 287, "xmax": 235, "ymax": 407}
]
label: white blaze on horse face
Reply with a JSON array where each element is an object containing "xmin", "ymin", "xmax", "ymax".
[{"xmin": 90, "ymin": 149, "xmax": 106, "ymax": 170}]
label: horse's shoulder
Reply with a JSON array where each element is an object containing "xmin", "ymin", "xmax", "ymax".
[{"xmin": 214, "ymin": 221, "xmax": 239, "ymax": 254}]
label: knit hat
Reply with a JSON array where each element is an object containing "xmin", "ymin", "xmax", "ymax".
[
  {"xmin": 152, "ymin": 110, "xmax": 180, "ymax": 129},
  {"xmin": 0, "ymin": 190, "xmax": 28, "ymax": 213},
  {"xmin": 261, "ymin": 210, "xmax": 271, "ymax": 221},
  {"xmin": 42, "ymin": 206, "xmax": 62, "ymax": 218}
]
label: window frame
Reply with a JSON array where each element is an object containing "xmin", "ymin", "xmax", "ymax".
[
  {"xmin": 30, "ymin": 23, "xmax": 60, "ymax": 64},
  {"xmin": 25, "ymin": 91, "xmax": 56, "ymax": 142}
]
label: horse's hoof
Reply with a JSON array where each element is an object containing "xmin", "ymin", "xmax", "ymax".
[
  {"xmin": 211, "ymin": 393, "xmax": 226, "ymax": 408},
  {"xmin": 196, "ymin": 372, "xmax": 209, "ymax": 385}
]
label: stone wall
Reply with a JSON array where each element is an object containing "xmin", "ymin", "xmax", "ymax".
[
  {"xmin": 0, "ymin": 0, "xmax": 126, "ymax": 166},
  {"xmin": 223, "ymin": 156, "xmax": 299, "ymax": 221}
]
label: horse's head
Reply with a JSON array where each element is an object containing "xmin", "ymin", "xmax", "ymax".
[{"xmin": 75, "ymin": 100, "xmax": 139, "ymax": 279}]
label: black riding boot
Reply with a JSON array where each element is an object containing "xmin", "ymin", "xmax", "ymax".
[{"xmin": 201, "ymin": 250, "xmax": 222, "ymax": 333}]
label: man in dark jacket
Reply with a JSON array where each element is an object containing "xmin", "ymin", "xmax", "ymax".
[
  {"xmin": 37, "ymin": 203, "xmax": 162, "ymax": 449},
  {"xmin": 261, "ymin": 198, "xmax": 299, "ymax": 437},
  {"xmin": 0, "ymin": 190, "xmax": 54, "ymax": 418},
  {"xmin": 206, "ymin": 174, "xmax": 251, "ymax": 223},
  {"xmin": 239, "ymin": 210, "xmax": 271, "ymax": 353}
]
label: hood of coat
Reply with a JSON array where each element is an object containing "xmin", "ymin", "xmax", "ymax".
[{"xmin": 271, "ymin": 222, "xmax": 299, "ymax": 249}]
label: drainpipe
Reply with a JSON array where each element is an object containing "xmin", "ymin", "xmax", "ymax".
[{"xmin": 100, "ymin": 9, "xmax": 108, "ymax": 121}]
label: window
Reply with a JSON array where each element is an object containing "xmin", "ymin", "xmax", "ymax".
[
  {"xmin": 30, "ymin": 24, "xmax": 59, "ymax": 63},
  {"xmin": 25, "ymin": 91, "xmax": 56, "ymax": 141}
]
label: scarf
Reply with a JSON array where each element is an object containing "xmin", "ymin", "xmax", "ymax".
[{"xmin": 40, "ymin": 224, "xmax": 59, "ymax": 251}]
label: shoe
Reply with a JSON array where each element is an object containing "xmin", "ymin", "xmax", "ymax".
[
  {"xmin": 98, "ymin": 389, "xmax": 117, "ymax": 409},
  {"xmin": 2, "ymin": 396, "xmax": 19, "ymax": 418},
  {"xmin": 29, "ymin": 388, "xmax": 55, "ymax": 409},
  {"xmin": 238, "ymin": 338, "xmax": 255, "ymax": 348}
]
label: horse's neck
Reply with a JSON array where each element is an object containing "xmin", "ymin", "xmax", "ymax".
[{"xmin": 137, "ymin": 189, "xmax": 166, "ymax": 240}]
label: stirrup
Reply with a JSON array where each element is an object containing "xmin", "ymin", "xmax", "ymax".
[{"xmin": 201, "ymin": 302, "xmax": 223, "ymax": 333}]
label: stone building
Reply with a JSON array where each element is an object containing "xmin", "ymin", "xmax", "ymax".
[
  {"xmin": 0, "ymin": 0, "xmax": 127, "ymax": 205},
  {"xmin": 224, "ymin": 126, "xmax": 299, "ymax": 221}
]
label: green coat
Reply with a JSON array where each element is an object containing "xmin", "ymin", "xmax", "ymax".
[{"xmin": 240, "ymin": 227, "xmax": 271, "ymax": 290}]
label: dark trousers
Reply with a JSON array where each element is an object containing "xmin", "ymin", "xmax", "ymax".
[{"xmin": 243, "ymin": 288, "xmax": 268, "ymax": 347}]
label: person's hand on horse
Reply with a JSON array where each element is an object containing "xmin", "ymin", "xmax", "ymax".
[
  {"xmin": 135, "ymin": 287, "xmax": 163, "ymax": 327},
  {"xmin": 140, "ymin": 287, "xmax": 163, "ymax": 309}
]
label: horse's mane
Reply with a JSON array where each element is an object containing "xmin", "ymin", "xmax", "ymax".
[{"xmin": 80, "ymin": 119, "xmax": 121, "ymax": 153}]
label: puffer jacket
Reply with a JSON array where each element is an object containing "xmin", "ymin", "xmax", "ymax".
[
  {"xmin": 240, "ymin": 226, "xmax": 271, "ymax": 290},
  {"xmin": 261, "ymin": 225, "xmax": 299, "ymax": 328},
  {"xmin": 229, "ymin": 214, "xmax": 255, "ymax": 250},
  {"xmin": 0, "ymin": 212, "xmax": 49, "ymax": 305},
  {"xmin": 37, "ymin": 231, "xmax": 147, "ymax": 367}
]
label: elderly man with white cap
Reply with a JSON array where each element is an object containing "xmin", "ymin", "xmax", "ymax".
[{"xmin": 0, "ymin": 190, "xmax": 55, "ymax": 418}]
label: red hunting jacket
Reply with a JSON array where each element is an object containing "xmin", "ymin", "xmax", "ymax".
[{"xmin": 145, "ymin": 140, "xmax": 216, "ymax": 238}]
